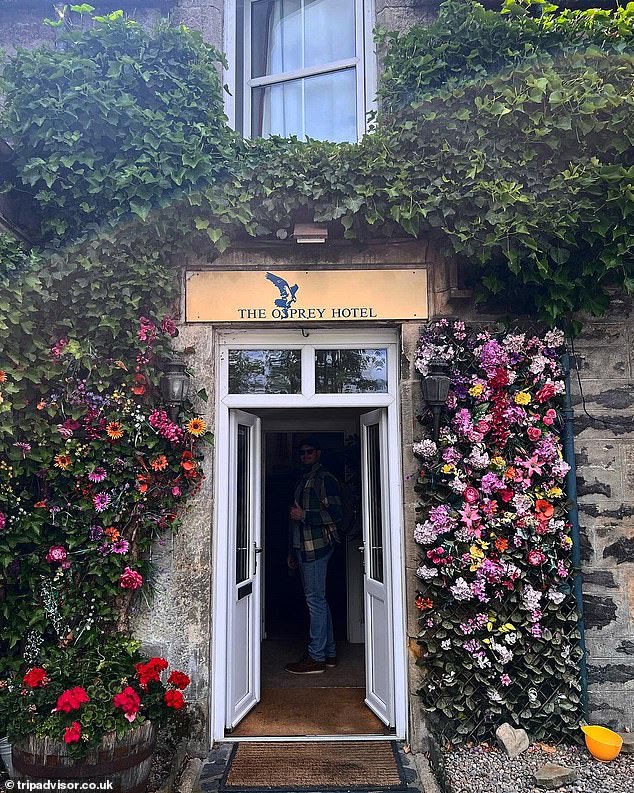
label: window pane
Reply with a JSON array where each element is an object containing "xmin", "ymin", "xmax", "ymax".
[
  {"xmin": 236, "ymin": 424, "xmax": 250, "ymax": 585},
  {"xmin": 252, "ymin": 0, "xmax": 355, "ymax": 78},
  {"xmin": 367, "ymin": 423, "xmax": 384, "ymax": 583},
  {"xmin": 229, "ymin": 349, "xmax": 301, "ymax": 393},
  {"xmin": 315, "ymin": 349, "xmax": 388, "ymax": 393},
  {"xmin": 252, "ymin": 68, "xmax": 357, "ymax": 142}
]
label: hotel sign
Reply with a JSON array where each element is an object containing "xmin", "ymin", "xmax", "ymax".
[{"xmin": 185, "ymin": 269, "xmax": 428, "ymax": 322}]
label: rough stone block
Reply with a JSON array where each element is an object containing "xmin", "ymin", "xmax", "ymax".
[
  {"xmin": 495, "ymin": 723, "xmax": 529, "ymax": 759},
  {"xmin": 533, "ymin": 764, "xmax": 578, "ymax": 789},
  {"xmin": 571, "ymin": 380, "xmax": 634, "ymax": 416}
]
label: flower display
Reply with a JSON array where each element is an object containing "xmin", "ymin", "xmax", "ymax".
[
  {"xmin": 120, "ymin": 567, "xmax": 144, "ymax": 590},
  {"xmin": 413, "ymin": 322, "xmax": 581, "ymax": 741},
  {"xmin": 0, "ymin": 638, "xmax": 190, "ymax": 756}
]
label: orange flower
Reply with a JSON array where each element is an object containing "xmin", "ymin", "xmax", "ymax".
[
  {"xmin": 54, "ymin": 454, "xmax": 72, "ymax": 470},
  {"xmin": 34, "ymin": 500, "xmax": 47, "ymax": 508},
  {"xmin": 535, "ymin": 499, "xmax": 554, "ymax": 519},
  {"xmin": 495, "ymin": 537, "xmax": 509, "ymax": 553},
  {"xmin": 104, "ymin": 526, "xmax": 120, "ymax": 541},
  {"xmin": 504, "ymin": 466, "xmax": 516, "ymax": 480},
  {"xmin": 36, "ymin": 400, "xmax": 47, "ymax": 410},
  {"xmin": 180, "ymin": 451, "xmax": 196, "ymax": 471},
  {"xmin": 136, "ymin": 474, "xmax": 152, "ymax": 494},
  {"xmin": 0, "ymin": 370, "xmax": 7, "ymax": 383},
  {"xmin": 186, "ymin": 417, "xmax": 207, "ymax": 437},
  {"xmin": 132, "ymin": 374, "xmax": 147, "ymax": 396},
  {"xmin": 415, "ymin": 596, "xmax": 434, "ymax": 611},
  {"xmin": 106, "ymin": 422, "xmax": 124, "ymax": 440},
  {"xmin": 150, "ymin": 455, "xmax": 168, "ymax": 472}
]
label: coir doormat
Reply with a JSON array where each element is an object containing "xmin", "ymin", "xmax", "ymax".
[{"xmin": 221, "ymin": 741, "xmax": 408, "ymax": 791}]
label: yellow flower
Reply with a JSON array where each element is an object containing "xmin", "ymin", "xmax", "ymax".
[
  {"xmin": 562, "ymin": 535, "xmax": 573, "ymax": 549},
  {"xmin": 441, "ymin": 463, "xmax": 454, "ymax": 474},
  {"xmin": 468, "ymin": 383, "xmax": 484, "ymax": 397},
  {"xmin": 470, "ymin": 545, "xmax": 485, "ymax": 560},
  {"xmin": 491, "ymin": 456, "xmax": 506, "ymax": 469},
  {"xmin": 186, "ymin": 417, "xmax": 207, "ymax": 437},
  {"xmin": 54, "ymin": 453, "xmax": 72, "ymax": 470},
  {"xmin": 548, "ymin": 486, "xmax": 563, "ymax": 498},
  {"xmin": 514, "ymin": 392, "xmax": 531, "ymax": 405}
]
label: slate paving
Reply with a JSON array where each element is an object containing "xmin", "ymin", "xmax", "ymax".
[{"xmin": 198, "ymin": 741, "xmax": 424, "ymax": 793}]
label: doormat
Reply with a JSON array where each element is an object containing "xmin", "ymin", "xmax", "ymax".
[{"xmin": 221, "ymin": 741, "xmax": 408, "ymax": 791}]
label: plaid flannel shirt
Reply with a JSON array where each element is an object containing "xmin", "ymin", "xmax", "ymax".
[{"xmin": 292, "ymin": 463, "xmax": 343, "ymax": 562}]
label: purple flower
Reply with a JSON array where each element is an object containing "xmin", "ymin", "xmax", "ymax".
[
  {"xmin": 93, "ymin": 492, "xmax": 111, "ymax": 512},
  {"xmin": 480, "ymin": 472, "xmax": 504, "ymax": 494},
  {"xmin": 463, "ymin": 639, "xmax": 480, "ymax": 654},
  {"xmin": 88, "ymin": 467, "xmax": 107, "ymax": 483},
  {"xmin": 14, "ymin": 442, "xmax": 32, "ymax": 456},
  {"xmin": 89, "ymin": 525, "xmax": 104, "ymax": 541},
  {"xmin": 111, "ymin": 539, "xmax": 130, "ymax": 555}
]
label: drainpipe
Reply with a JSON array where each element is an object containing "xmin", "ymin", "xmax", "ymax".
[{"xmin": 561, "ymin": 351, "xmax": 589, "ymax": 722}]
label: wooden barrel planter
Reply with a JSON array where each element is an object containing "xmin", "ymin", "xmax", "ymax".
[{"xmin": 12, "ymin": 722, "xmax": 156, "ymax": 792}]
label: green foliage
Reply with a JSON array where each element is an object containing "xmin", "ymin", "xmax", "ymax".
[
  {"xmin": 0, "ymin": 13, "xmax": 233, "ymax": 239},
  {"xmin": 1, "ymin": 2, "xmax": 632, "ymax": 322}
]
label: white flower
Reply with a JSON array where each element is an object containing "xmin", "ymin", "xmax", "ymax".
[
  {"xmin": 413, "ymin": 439, "xmax": 438, "ymax": 459},
  {"xmin": 414, "ymin": 522, "xmax": 438, "ymax": 545},
  {"xmin": 504, "ymin": 632, "xmax": 518, "ymax": 645},
  {"xmin": 544, "ymin": 329, "xmax": 565, "ymax": 348},
  {"xmin": 416, "ymin": 565, "xmax": 439, "ymax": 580},
  {"xmin": 490, "ymin": 638, "xmax": 514, "ymax": 665},
  {"xmin": 488, "ymin": 688, "xmax": 503, "ymax": 703},
  {"xmin": 441, "ymin": 639, "xmax": 451, "ymax": 650},
  {"xmin": 547, "ymin": 590, "xmax": 566, "ymax": 605},
  {"xmin": 450, "ymin": 577, "xmax": 472, "ymax": 601}
]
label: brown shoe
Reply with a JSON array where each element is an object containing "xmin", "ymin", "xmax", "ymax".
[
  {"xmin": 285, "ymin": 657, "xmax": 326, "ymax": 675},
  {"xmin": 325, "ymin": 656, "xmax": 337, "ymax": 668}
]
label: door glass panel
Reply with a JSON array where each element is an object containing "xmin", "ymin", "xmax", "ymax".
[
  {"xmin": 367, "ymin": 423, "xmax": 383, "ymax": 583},
  {"xmin": 229, "ymin": 349, "xmax": 301, "ymax": 393},
  {"xmin": 252, "ymin": 69, "xmax": 357, "ymax": 142},
  {"xmin": 252, "ymin": 0, "xmax": 356, "ymax": 79},
  {"xmin": 315, "ymin": 349, "xmax": 388, "ymax": 393},
  {"xmin": 236, "ymin": 424, "xmax": 250, "ymax": 584}
]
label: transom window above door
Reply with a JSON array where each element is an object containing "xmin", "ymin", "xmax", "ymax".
[{"xmin": 232, "ymin": 0, "xmax": 375, "ymax": 142}]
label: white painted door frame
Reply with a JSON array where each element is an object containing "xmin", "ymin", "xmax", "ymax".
[{"xmin": 210, "ymin": 328, "xmax": 408, "ymax": 741}]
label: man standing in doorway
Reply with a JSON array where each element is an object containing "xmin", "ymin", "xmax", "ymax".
[{"xmin": 285, "ymin": 438, "xmax": 342, "ymax": 675}]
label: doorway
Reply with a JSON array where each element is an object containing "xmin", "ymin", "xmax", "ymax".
[{"xmin": 211, "ymin": 329, "xmax": 408, "ymax": 742}]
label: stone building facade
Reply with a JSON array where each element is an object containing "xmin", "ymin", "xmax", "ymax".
[{"xmin": 1, "ymin": 0, "xmax": 631, "ymax": 749}]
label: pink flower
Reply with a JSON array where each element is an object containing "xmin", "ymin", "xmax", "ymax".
[
  {"xmin": 463, "ymin": 486, "xmax": 479, "ymax": 504},
  {"xmin": 93, "ymin": 492, "xmax": 111, "ymax": 512},
  {"xmin": 500, "ymin": 674, "xmax": 512, "ymax": 687},
  {"xmin": 46, "ymin": 545, "xmax": 67, "ymax": 564},
  {"xmin": 536, "ymin": 383, "xmax": 556, "ymax": 403},
  {"xmin": 528, "ymin": 549, "xmax": 546, "ymax": 567},
  {"xmin": 543, "ymin": 408, "xmax": 557, "ymax": 426},
  {"xmin": 161, "ymin": 316, "xmax": 178, "ymax": 337},
  {"xmin": 88, "ymin": 467, "xmax": 107, "ymax": 483},
  {"xmin": 527, "ymin": 426, "xmax": 542, "ymax": 441},
  {"xmin": 0, "ymin": 512, "xmax": 5, "ymax": 531},
  {"xmin": 171, "ymin": 486, "xmax": 182, "ymax": 497},
  {"xmin": 120, "ymin": 567, "xmax": 144, "ymax": 590}
]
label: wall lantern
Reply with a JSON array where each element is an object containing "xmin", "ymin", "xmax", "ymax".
[
  {"xmin": 160, "ymin": 359, "xmax": 190, "ymax": 421},
  {"xmin": 422, "ymin": 357, "xmax": 451, "ymax": 442},
  {"xmin": 293, "ymin": 223, "xmax": 328, "ymax": 244}
]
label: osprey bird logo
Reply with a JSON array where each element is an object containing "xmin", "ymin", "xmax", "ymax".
[{"xmin": 265, "ymin": 272, "xmax": 299, "ymax": 318}]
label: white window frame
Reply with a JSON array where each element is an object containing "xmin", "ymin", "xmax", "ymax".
[{"xmin": 224, "ymin": 0, "xmax": 377, "ymax": 141}]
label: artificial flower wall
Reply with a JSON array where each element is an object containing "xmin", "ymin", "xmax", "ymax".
[{"xmin": 413, "ymin": 322, "xmax": 582, "ymax": 742}]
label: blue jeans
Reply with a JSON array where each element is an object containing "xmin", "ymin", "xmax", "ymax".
[{"xmin": 296, "ymin": 545, "xmax": 336, "ymax": 662}]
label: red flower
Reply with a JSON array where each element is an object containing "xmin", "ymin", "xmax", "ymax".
[
  {"xmin": 64, "ymin": 721, "xmax": 82, "ymax": 744},
  {"xmin": 56, "ymin": 687, "xmax": 90, "ymax": 713},
  {"xmin": 415, "ymin": 596, "xmax": 434, "ymax": 611},
  {"xmin": 180, "ymin": 451, "xmax": 196, "ymax": 471},
  {"xmin": 119, "ymin": 567, "xmax": 143, "ymax": 590},
  {"xmin": 168, "ymin": 671, "xmax": 191, "ymax": 690},
  {"xmin": 527, "ymin": 426, "xmax": 542, "ymax": 441},
  {"xmin": 500, "ymin": 488, "xmax": 514, "ymax": 503},
  {"xmin": 536, "ymin": 383, "xmax": 556, "ymax": 403},
  {"xmin": 164, "ymin": 689, "xmax": 185, "ymax": 710},
  {"xmin": 528, "ymin": 549, "xmax": 546, "ymax": 567},
  {"xmin": 23, "ymin": 667, "xmax": 48, "ymax": 688},
  {"xmin": 463, "ymin": 486, "xmax": 479, "ymax": 505},
  {"xmin": 535, "ymin": 499, "xmax": 555, "ymax": 519},
  {"xmin": 135, "ymin": 657, "xmax": 169, "ymax": 688},
  {"xmin": 489, "ymin": 368, "xmax": 509, "ymax": 389},
  {"xmin": 113, "ymin": 686, "xmax": 141, "ymax": 722}
]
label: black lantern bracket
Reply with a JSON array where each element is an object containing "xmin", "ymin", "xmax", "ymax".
[{"xmin": 421, "ymin": 356, "xmax": 451, "ymax": 442}]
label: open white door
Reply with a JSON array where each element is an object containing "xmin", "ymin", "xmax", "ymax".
[
  {"xmin": 226, "ymin": 409, "xmax": 262, "ymax": 729},
  {"xmin": 360, "ymin": 408, "xmax": 395, "ymax": 727}
]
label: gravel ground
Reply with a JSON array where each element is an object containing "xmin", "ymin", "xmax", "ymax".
[{"xmin": 443, "ymin": 743, "xmax": 634, "ymax": 793}]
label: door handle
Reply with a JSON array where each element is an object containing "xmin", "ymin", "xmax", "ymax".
[
  {"xmin": 358, "ymin": 543, "xmax": 366, "ymax": 574},
  {"xmin": 253, "ymin": 543, "xmax": 262, "ymax": 575}
]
